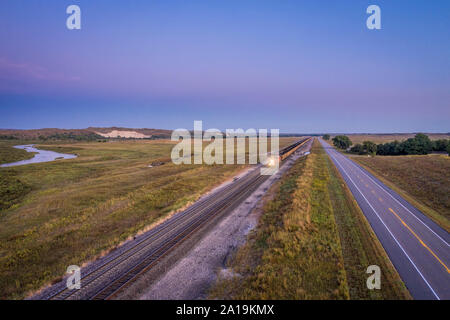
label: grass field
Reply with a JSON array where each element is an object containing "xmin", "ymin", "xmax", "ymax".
[
  {"xmin": 352, "ymin": 154, "xmax": 450, "ymax": 232},
  {"xmin": 0, "ymin": 141, "xmax": 36, "ymax": 212},
  {"xmin": 332, "ymin": 134, "xmax": 449, "ymax": 145},
  {"xmin": 210, "ymin": 140, "xmax": 410, "ymax": 300},
  {"xmin": 0, "ymin": 137, "xmax": 300, "ymax": 299},
  {"xmin": 0, "ymin": 141, "xmax": 35, "ymax": 165}
]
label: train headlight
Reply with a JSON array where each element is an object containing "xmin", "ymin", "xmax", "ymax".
[{"xmin": 268, "ymin": 156, "xmax": 276, "ymax": 167}]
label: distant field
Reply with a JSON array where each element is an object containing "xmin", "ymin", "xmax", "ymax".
[
  {"xmin": 333, "ymin": 134, "xmax": 450, "ymax": 145},
  {"xmin": 211, "ymin": 140, "xmax": 409, "ymax": 299},
  {"xmin": 0, "ymin": 127, "xmax": 172, "ymax": 140},
  {"xmin": 353, "ymin": 154, "xmax": 450, "ymax": 231},
  {"xmin": 0, "ymin": 137, "xmax": 301, "ymax": 299}
]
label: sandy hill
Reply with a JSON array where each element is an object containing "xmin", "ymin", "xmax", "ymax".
[
  {"xmin": 88, "ymin": 127, "xmax": 171, "ymax": 139},
  {"xmin": 0, "ymin": 127, "xmax": 172, "ymax": 140}
]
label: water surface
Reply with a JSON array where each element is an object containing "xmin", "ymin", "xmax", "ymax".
[{"xmin": 0, "ymin": 145, "xmax": 77, "ymax": 167}]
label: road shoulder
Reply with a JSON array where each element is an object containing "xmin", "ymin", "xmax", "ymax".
[{"xmin": 209, "ymin": 139, "xmax": 410, "ymax": 299}]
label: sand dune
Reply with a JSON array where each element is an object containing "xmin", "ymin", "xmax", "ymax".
[{"xmin": 95, "ymin": 130, "xmax": 151, "ymax": 138}]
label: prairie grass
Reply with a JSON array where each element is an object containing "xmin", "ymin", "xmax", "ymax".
[
  {"xmin": 210, "ymin": 140, "xmax": 410, "ymax": 299},
  {"xmin": 0, "ymin": 170, "xmax": 31, "ymax": 211},
  {"xmin": 0, "ymin": 137, "xmax": 299, "ymax": 299},
  {"xmin": 0, "ymin": 141, "xmax": 35, "ymax": 165},
  {"xmin": 210, "ymin": 140, "xmax": 348, "ymax": 299},
  {"xmin": 352, "ymin": 154, "xmax": 450, "ymax": 231},
  {"xmin": 325, "ymin": 152, "xmax": 410, "ymax": 299},
  {"xmin": 336, "ymin": 134, "xmax": 449, "ymax": 145}
]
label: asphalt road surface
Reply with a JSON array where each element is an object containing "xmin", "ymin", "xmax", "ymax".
[{"xmin": 320, "ymin": 138, "xmax": 449, "ymax": 300}]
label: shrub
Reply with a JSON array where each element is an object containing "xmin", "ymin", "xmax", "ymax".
[
  {"xmin": 376, "ymin": 134, "xmax": 435, "ymax": 156},
  {"xmin": 363, "ymin": 141, "xmax": 377, "ymax": 155},
  {"xmin": 433, "ymin": 139, "xmax": 450, "ymax": 152},
  {"xmin": 332, "ymin": 135, "xmax": 352, "ymax": 149},
  {"xmin": 350, "ymin": 144, "xmax": 364, "ymax": 154}
]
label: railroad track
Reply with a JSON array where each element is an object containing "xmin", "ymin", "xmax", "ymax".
[{"xmin": 36, "ymin": 138, "xmax": 311, "ymax": 300}]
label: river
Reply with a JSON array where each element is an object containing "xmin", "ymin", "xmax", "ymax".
[{"xmin": 0, "ymin": 145, "xmax": 77, "ymax": 167}]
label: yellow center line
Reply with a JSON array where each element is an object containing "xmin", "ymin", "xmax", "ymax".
[
  {"xmin": 365, "ymin": 183, "xmax": 369, "ymax": 187},
  {"xmin": 389, "ymin": 208, "xmax": 450, "ymax": 274},
  {"xmin": 371, "ymin": 190, "xmax": 376, "ymax": 194},
  {"xmin": 378, "ymin": 197, "xmax": 383, "ymax": 202}
]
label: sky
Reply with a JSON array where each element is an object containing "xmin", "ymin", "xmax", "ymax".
[{"xmin": 0, "ymin": 0, "xmax": 449, "ymax": 133}]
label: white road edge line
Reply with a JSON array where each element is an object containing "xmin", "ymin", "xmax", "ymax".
[
  {"xmin": 324, "ymin": 145, "xmax": 440, "ymax": 300},
  {"xmin": 333, "ymin": 150, "xmax": 449, "ymax": 247}
]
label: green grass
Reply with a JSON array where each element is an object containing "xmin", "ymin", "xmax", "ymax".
[
  {"xmin": 352, "ymin": 154, "xmax": 450, "ymax": 232},
  {"xmin": 210, "ymin": 140, "xmax": 410, "ymax": 300},
  {"xmin": 0, "ymin": 137, "xmax": 300, "ymax": 299},
  {"xmin": 0, "ymin": 140, "xmax": 243, "ymax": 299},
  {"xmin": 0, "ymin": 141, "xmax": 35, "ymax": 165},
  {"xmin": 0, "ymin": 170, "xmax": 32, "ymax": 211},
  {"xmin": 210, "ymin": 140, "xmax": 348, "ymax": 299},
  {"xmin": 0, "ymin": 141, "xmax": 35, "ymax": 212},
  {"xmin": 324, "ymin": 150, "xmax": 410, "ymax": 299}
]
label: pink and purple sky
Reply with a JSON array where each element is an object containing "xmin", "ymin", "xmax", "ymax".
[{"xmin": 1, "ymin": 0, "xmax": 449, "ymax": 133}]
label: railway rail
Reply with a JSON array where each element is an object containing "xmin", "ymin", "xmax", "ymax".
[{"xmin": 34, "ymin": 137, "xmax": 311, "ymax": 300}]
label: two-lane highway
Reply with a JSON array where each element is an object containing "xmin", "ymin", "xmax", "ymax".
[{"xmin": 320, "ymin": 138, "xmax": 449, "ymax": 300}]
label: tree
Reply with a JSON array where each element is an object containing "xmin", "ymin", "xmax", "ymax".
[
  {"xmin": 350, "ymin": 144, "xmax": 364, "ymax": 154},
  {"xmin": 376, "ymin": 134, "xmax": 436, "ymax": 156},
  {"xmin": 433, "ymin": 139, "xmax": 450, "ymax": 152},
  {"xmin": 402, "ymin": 133, "xmax": 432, "ymax": 155},
  {"xmin": 363, "ymin": 141, "xmax": 377, "ymax": 155},
  {"xmin": 414, "ymin": 133, "xmax": 433, "ymax": 154},
  {"xmin": 323, "ymin": 134, "xmax": 330, "ymax": 140},
  {"xmin": 377, "ymin": 140, "xmax": 402, "ymax": 155},
  {"xmin": 447, "ymin": 143, "xmax": 450, "ymax": 156},
  {"xmin": 332, "ymin": 135, "xmax": 352, "ymax": 149}
]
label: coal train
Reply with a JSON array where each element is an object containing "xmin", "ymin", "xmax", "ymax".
[{"xmin": 265, "ymin": 138, "xmax": 310, "ymax": 167}]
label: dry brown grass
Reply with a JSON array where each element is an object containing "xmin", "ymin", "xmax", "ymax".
[
  {"xmin": 210, "ymin": 140, "xmax": 410, "ymax": 300},
  {"xmin": 0, "ymin": 137, "xmax": 301, "ymax": 299},
  {"xmin": 353, "ymin": 154, "xmax": 450, "ymax": 231},
  {"xmin": 325, "ymin": 152, "xmax": 410, "ymax": 300},
  {"xmin": 211, "ymin": 142, "xmax": 349, "ymax": 299},
  {"xmin": 335, "ymin": 134, "xmax": 450, "ymax": 145}
]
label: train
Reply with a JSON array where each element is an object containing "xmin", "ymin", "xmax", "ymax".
[{"xmin": 264, "ymin": 138, "xmax": 310, "ymax": 167}]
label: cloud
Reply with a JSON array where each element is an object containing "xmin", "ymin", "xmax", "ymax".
[{"xmin": 0, "ymin": 57, "xmax": 80, "ymax": 91}]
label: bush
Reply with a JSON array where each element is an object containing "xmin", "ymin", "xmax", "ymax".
[
  {"xmin": 45, "ymin": 132, "xmax": 105, "ymax": 141},
  {"xmin": 376, "ymin": 134, "xmax": 435, "ymax": 156},
  {"xmin": 363, "ymin": 141, "xmax": 377, "ymax": 155},
  {"xmin": 0, "ymin": 171, "xmax": 31, "ymax": 211},
  {"xmin": 349, "ymin": 141, "xmax": 377, "ymax": 155},
  {"xmin": 377, "ymin": 140, "xmax": 402, "ymax": 155},
  {"xmin": 350, "ymin": 144, "xmax": 364, "ymax": 154},
  {"xmin": 332, "ymin": 135, "xmax": 352, "ymax": 149},
  {"xmin": 323, "ymin": 134, "xmax": 330, "ymax": 140},
  {"xmin": 0, "ymin": 135, "xmax": 18, "ymax": 140},
  {"xmin": 401, "ymin": 133, "xmax": 432, "ymax": 155},
  {"xmin": 433, "ymin": 139, "xmax": 450, "ymax": 152}
]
